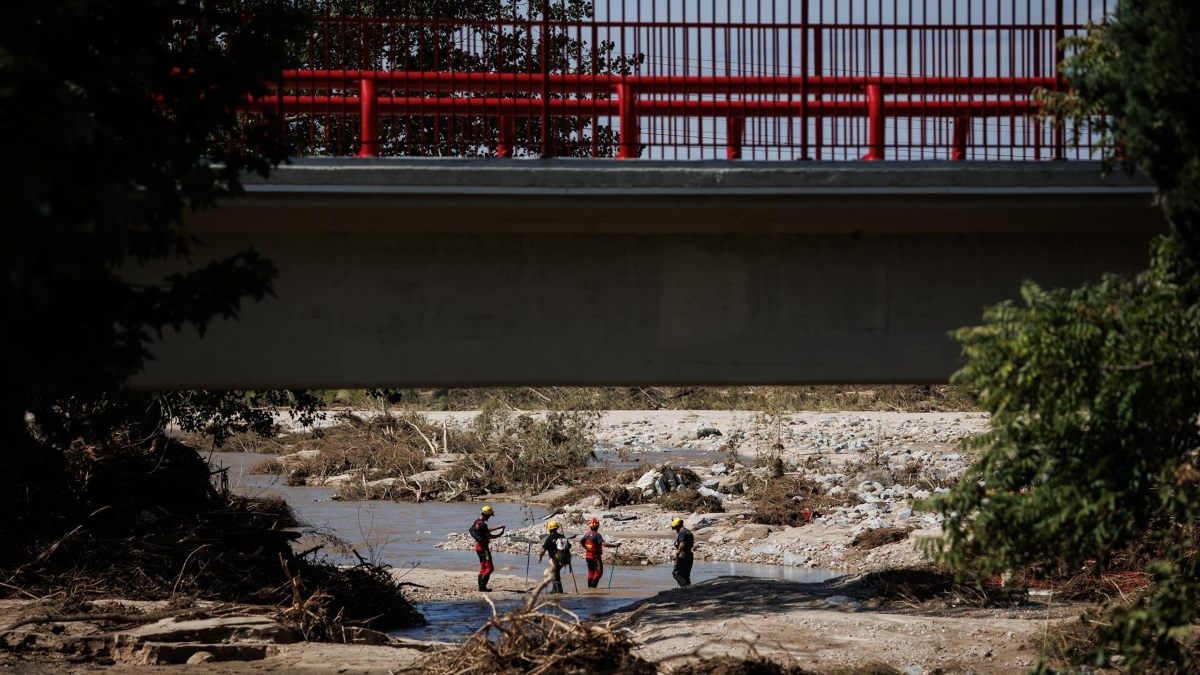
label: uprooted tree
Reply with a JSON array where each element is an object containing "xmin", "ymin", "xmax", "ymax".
[{"xmin": 929, "ymin": 0, "xmax": 1200, "ymax": 670}]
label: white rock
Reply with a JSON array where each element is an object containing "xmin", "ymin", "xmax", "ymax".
[{"xmin": 635, "ymin": 470, "xmax": 661, "ymax": 490}]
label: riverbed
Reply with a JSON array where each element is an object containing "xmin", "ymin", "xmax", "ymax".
[{"xmin": 210, "ymin": 451, "xmax": 840, "ymax": 641}]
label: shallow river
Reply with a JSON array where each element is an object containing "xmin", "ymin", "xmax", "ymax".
[{"xmin": 211, "ymin": 451, "xmax": 840, "ymax": 641}]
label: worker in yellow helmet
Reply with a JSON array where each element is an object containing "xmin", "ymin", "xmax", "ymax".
[
  {"xmin": 536, "ymin": 520, "xmax": 569, "ymax": 594},
  {"xmin": 671, "ymin": 516, "xmax": 694, "ymax": 587},
  {"xmin": 469, "ymin": 505, "xmax": 505, "ymax": 592}
]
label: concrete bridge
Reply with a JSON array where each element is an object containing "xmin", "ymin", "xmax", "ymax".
[{"xmin": 132, "ymin": 160, "xmax": 1162, "ymax": 388}]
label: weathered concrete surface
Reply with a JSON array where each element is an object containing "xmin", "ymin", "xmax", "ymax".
[{"xmin": 132, "ymin": 160, "xmax": 1163, "ymax": 388}]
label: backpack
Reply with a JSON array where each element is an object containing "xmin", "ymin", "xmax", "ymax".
[{"xmin": 554, "ymin": 537, "xmax": 572, "ymax": 565}]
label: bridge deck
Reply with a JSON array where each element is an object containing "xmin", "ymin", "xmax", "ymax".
[{"xmin": 133, "ymin": 161, "xmax": 1163, "ymax": 388}]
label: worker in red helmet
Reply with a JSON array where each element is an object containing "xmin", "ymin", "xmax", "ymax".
[
  {"xmin": 580, "ymin": 517, "xmax": 621, "ymax": 589},
  {"xmin": 469, "ymin": 505, "xmax": 505, "ymax": 592}
]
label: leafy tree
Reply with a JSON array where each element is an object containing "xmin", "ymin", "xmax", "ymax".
[
  {"xmin": 291, "ymin": 0, "xmax": 642, "ymax": 157},
  {"xmin": 932, "ymin": 1, "xmax": 1200, "ymax": 670},
  {"xmin": 0, "ymin": 0, "xmax": 312, "ymax": 520}
]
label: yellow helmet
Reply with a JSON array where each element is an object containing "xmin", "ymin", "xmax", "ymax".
[
  {"xmin": 481, "ymin": 505, "xmax": 494, "ymax": 516},
  {"xmin": 670, "ymin": 517, "xmax": 684, "ymax": 528},
  {"xmin": 547, "ymin": 520, "xmax": 560, "ymax": 531}
]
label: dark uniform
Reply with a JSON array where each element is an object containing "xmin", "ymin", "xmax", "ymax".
[
  {"xmin": 672, "ymin": 525, "xmax": 694, "ymax": 587},
  {"xmin": 541, "ymin": 530, "xmax": 568, "ymax": 594},
  {"xmin": 469, "ymin": 517, "xmax": 495, "ymax": 591}
]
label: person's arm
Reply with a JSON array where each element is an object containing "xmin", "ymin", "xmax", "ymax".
[{"xmin": 490, "ymin": 525, "xmax": 506, "ymax": 535}]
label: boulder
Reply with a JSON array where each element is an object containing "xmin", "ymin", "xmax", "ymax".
[
  {"xmin": 711, "ymin": 462, "xmax": 729, "ymax": 475},
  {"xmin": 696, "ymin": 427, "xmax": 723, "ymax": 439},
  {"xmin": 697, "ymin": 486, "xmax": 725, "ymax": 503},
  {"xmin": 715, "ymin": 476, "xmax": 745, "ymax": 494},
  {"xmin": 726, "ymin": 524, "xmax": 771, "ymax": 542},
  {"xmin": 635, "ymin": 470, "xmax": 661, "ymax": 490}
]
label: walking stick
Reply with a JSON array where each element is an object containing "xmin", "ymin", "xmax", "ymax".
[
  {"xmin": 607, "ymin": 556, "xmax": 618, "ymax": 590},
  {"xmin": 569, "ymin": 562, "xmax": 580, "ymax": 594},
  {"xmin": 524, "ymin": 542, "xmax": 531, "ymax": 587}
]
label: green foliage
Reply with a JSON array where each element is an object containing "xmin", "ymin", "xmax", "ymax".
[
  {"xmin": 1040, "ymin": 0, "xmax": 1200, "ymax": 259},
  {"xmin": 937, "ymin": 3, "xmax": 1200, "ymax": 669},
  {"xmin": 929, "ymin": 239, "xmax": 1200, "ymax": 669},
  {"xmin": 291, "ymin": 0, "xmax": 643, "ymax": 157},
  {"xmin": 1, "ymin": 0, "xmax": 308, "ymax": 442}
]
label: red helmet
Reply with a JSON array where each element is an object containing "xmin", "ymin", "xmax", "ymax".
[{"xmin": 588, "ymin": 517, "xmax": 600, "ymax": 529}]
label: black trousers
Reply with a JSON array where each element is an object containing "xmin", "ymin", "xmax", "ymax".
[{"xmin": 672, "ymin": 552, "xmax": 693, "ymax": 587}]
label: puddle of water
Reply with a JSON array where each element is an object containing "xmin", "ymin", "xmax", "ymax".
[{"xmin": 209, "ymin": 451, "xmax": 840, "ymax": 641}]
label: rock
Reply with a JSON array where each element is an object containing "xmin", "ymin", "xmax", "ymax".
[
  {"xmin": 896, "ymin": 508, "xmax": 913, "ymax": 520},
  {"xmin": 824, "ymin": 595, "xmax": 861, "ymax": 608},
  {"xmin": 366, "ymin": 477, "xmax": 402, "ymax": 489},
  {"xmin": 277, "ymin": 449, "xmax": 320, "ymax": 468},
  {"xmin": 782, "ymin": 552, "xmax": 810, "ymax": 566},
  {"xmin": 715, "ymin": 476, "xmax": 744, "ymax": 494},
  {"xmin": 726, "ymin": 524, "xmax": 771, "ymax": 542},
  {"xmin": 186, "ymin": 651, "xmax": 216, "ymax": 665},
  {"xmin": 654, "ymin": 475, "xmax": 670, "ymax": 495},
  {"xmin": 701, "ymin": 478, "xmax": 721, "ymax": 489},
  {"xmin": 903, "ymin": 667, "xmax": 924, "ymax": 675},
  {"xmin": 854, "ymin": 502, "xmax": 881, "ymax": 513},
  {"xmin": 751, "ymin": 544, "xmax": 781, "ymax": 555},
  {"xmin": 711, "ymin": 462, "xmax": 729, "ymax": 475},
  {"xmin": 315, "ymin": 472, "xmax": 354, "ymax": 486},
  {"xmin": 592, "ymin": 497, "xmax": 604, "ymax": 507},
  {"xmin": 697, "ymin": 486, "xmax": 725, "ymax": 503},
  {"xmin": 696, "ymin": 427, "xmax": 722, "ymax": 439},
  {"xmin": 635, "ymin": 470, "xmax": 661, "ymax": 490},
  {"xmin": 912, "ymin": 489, "xmax": 932, "ymax": 500},
  {"xmin": 119, "ymin": 616, "xmax": 298, "ymax": 645}
]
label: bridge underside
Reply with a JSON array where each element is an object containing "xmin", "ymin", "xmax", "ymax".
[{"xmin": 132, "ymin": 160, "xmax": 1163, "ymax": 388}]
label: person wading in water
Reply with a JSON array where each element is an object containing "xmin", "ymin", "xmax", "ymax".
[
  {"xmin": 581, "ymin": 517, "xmax": 621, "ymax": 588},
  {"xmin": 469, "ymin": 505, "xmax": 505, "ymax": 592},
  {"xmin": 671, "ymin": 517, "xmax": 694, "ymax": 587},
  {"xmin": 537, "ymin": 521, "xmax": 569, "ymax": 594}
]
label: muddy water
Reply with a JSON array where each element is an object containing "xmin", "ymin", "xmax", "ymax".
[{"xmin": 210, "ymin": 451, "xmax": 840, "ymax": 641}]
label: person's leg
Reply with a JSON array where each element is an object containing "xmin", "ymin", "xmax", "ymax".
[
  {"xmin": 551, "ymin": 563, "xmax": 564, "ymax": 594},
  {"xmin": 672, "ymin": 559, "xmax": 685, "ymax": 587},
  {"xmin": 476, "ymin": 550, "xmax": 488, "ymax": 591},
  {"xmin": 585, "ymin": 558, "xmax": 599, "ymax": 588},
  {"xmin": 679, "ymin": 553, "xmax": 693, "ymax": 586},
  {"xmin": 481, "ymin": 551, "xmax": 494, "ymax": 591},
  {"xmin": 595, "ymin": 558, "xmax": 604, "ymax": 588}
]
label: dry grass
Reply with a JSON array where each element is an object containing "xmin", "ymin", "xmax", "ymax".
[
  {"xmin": 657, "ymin": 490, "xmax": 724, "ymax": 514},
  {"xmin": 850, "ymin": 527, "xmax": 911, "ymax": 550},
  {"xmin": 748, "ymin": 476, "xmax": 855, "ymax": 527},
  {"xmin": 443, "ymin": 405, "xmax": 601, "ymax": 496}
]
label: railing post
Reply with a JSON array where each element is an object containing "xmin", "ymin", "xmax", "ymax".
[
  {"xmin": 862, "ymin": 84, "xmax": 885, "ymax": 161},
  {"xmin": 497, "ymin": 115, "xmax": 516, "ymax": 158},
  {"xmin": 726, "ymin": 117, "xmax": 745, "ymax": 160},
  {"xmin": 1053, "ymin": 0, "xmax": 1066, "ymax": 160},
  {"xmin": 539, "ymin": 7, "xmax": 552, "ymax": 158},
  {"xmin": 616, "ymin": 84, "xmax": 639, "ymax": 159},
  {"xmin": 951, "ymin": 117, "xmax": 969, "ymax": 160},
  {"xmin": 357, "ymin": 76, "xmax": 378, "ymax": 158}
]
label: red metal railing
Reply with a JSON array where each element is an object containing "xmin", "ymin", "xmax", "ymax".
[{"xmin": 256, "ymin": 0, "xmax": 1112, "ymax": 161}]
